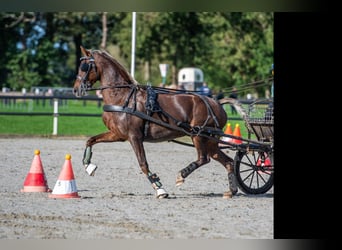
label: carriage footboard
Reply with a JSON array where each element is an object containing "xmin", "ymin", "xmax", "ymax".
[{"xmin": 248, "ymin": 121, "xmax": 273, "ymax": 142}]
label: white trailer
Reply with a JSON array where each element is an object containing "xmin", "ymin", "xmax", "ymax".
[{"xmin": 177, "ymin": 67, "xmax": 204, "ymax": 91}]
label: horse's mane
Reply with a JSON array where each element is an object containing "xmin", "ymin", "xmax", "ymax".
[{"xmin": 93, "ymin": 49, "xmax": 137, "ymax": 85}]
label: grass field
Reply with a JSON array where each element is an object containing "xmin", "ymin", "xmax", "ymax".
[{"xmin": 0, "ymin": 98, "xmax": 251, "ymax": 138}]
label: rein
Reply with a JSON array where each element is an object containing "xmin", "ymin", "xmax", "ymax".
[
  {"xmin": 86, "ymin": 84, "xmax": 132, "ymax": 92},
  {"xmin": 84, "ymin": 83, "xmax": 199, "ymax": 94},
  {"xmin": 76, "ymin": 52, "xmax": 272, "ymax": 97},
  {"xmin": 221, "ymin": 77, "xmax": 273, "ymax": 96}
]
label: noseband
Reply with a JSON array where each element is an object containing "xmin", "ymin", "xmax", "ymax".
[{"xmin": 76, "ymin": 55, "xmax": 100, "ymax": 96}]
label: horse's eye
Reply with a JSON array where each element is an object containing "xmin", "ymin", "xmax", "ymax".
[{"xmin": 81, "ymin": 63, "xmax": 89, "ymax": 72}]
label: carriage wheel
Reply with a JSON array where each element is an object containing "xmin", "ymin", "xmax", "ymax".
[{"xmin": 234, "ymin": 149, "xmax": 274, "ymax": 194}]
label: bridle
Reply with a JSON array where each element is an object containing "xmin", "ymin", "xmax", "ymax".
[
  {"xmin": 76, "ymin": 55, "xmax": 100, "ymax": 96},
  {"xmin": 75, "ymin": 54, "xmax": 134, "ymax": 96}
]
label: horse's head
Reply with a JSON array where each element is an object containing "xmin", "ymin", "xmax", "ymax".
[{"xmin": 73, "ymin": 46, "xmax": 100, "ymax": 97}]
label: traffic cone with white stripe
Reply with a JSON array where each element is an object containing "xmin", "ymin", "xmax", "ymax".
[
  {"xmin": 21, "ymin": 150, "xmax": 51, "ymax": 193},
  {"xmin": 49, "ymin": 154, "xmax": 80, "ymax": 199},
  {"xmin": 222, "ymin": 122, "xmax": 233, "ymax": 142}
]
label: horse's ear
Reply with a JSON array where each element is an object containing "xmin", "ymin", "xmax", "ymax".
[{"xmin": 80, "ymin": 46, "xmax": 91, "ymax": 57}]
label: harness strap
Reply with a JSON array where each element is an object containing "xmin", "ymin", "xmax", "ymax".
[
  {"xmin": 103, "ymin": 104, "xmax": 272, "ymax": 150},
  {"xmin": 103, "ymin": 104, "xmax": 226, "ymax": 138},
  {"xmin": 144, "ymin": 86, "xmax": 161, "ymax": 136},
  {"xmin": 103, "ymin": 104, "xmax": 191, "ymax": 135},
  {"xmin": 195, "ymin": 94, "xmax": 220, "ymax": 129},
  {"xmin": 123, "ymin": 86, "xmax": 137, "ymax": 110}
]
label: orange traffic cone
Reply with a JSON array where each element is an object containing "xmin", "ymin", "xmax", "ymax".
[
  {"xmin": 21, "ymin": 150, "xmax": 51, "ymax": 193},
  {"xmin": 232, "ymin": 124, "xmax": 242, "ymax": 144},
  {"xmin": 49, "ymin": 154, "xmax": 80, "ymax": 199},
  {"xmin": 222, "ymin": 122, "xmax": 233, "ymax": 142}
]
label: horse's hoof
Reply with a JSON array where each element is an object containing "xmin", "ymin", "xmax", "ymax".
[
  {"xmin": 85, "ymin": 163, "xmax": 97, "ymax": 176},
  {"xmin": 223, "ymin": 191, "xmax": 233, "ymax": 199},
  {"xmin": 230, "ymin": 187, "xmax": 238, "ymax": 195},
  {"xmin": 156, "ymin": 188, "xmax": 168, "ymax": 199},
  {"xmin": 175, "ymin": 173, "xmax": 184, "ymax": 186}
]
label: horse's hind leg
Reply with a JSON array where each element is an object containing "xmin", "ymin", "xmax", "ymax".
[
  {"xmin": 175, "ymin": 137, "xmax": 237, "ymax": 198},
  {"xmin": 209, "ymin": 144, "xmax": 238, "ymax": 198},
  {"xmin": 82, "ymin": 131, "xmax": 121, "ymax": 176},
  {"xmin": 176, "ymin": 136, "xmax": 210, "ymax": 186}
]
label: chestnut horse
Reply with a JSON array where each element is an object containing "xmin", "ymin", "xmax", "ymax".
[{"xmin": 73, "ymin": 46, "xmax": 237, "ymax": 198}]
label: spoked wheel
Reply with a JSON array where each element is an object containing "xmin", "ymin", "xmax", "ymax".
[{"xmin": 234, "ymin": 149, "xmax": 274, "ymax": 194}]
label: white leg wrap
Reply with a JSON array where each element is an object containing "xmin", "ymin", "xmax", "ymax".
[
  {"xmin": 85, "ymin": 163, "xmax": 97, "ymax": 176},
  {"xmin": 156, "ymin": 188, "xmax": 168, "ymax": 199}
]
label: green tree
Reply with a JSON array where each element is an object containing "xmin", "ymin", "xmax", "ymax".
[
  {"xmin": 5, "ymin": 49, "xmax": 42, "ymax": 90},
  {"xmin": 0, "ymin": 12, "xmax": 37, "ymax": 89},
  {"xmin": 204, "ymin": 12, "xmax": 273, "ymax": 96},
  {"xmin": 0, "ymin": 12, "xmax": 273, "ymax": 97}
]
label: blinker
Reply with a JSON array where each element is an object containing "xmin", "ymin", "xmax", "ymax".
[{"xmin": 81, "ymin": 63, "xmax": 89, "ymax": 72}]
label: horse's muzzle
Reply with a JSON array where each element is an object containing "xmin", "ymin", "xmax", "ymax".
[
  {"xmin": 73, "ymin": 87, "xmax": 81, "ymax": 97},
  {"xmin": 73, "ymin": 82, "xmax": 88, "ymax": 97}
]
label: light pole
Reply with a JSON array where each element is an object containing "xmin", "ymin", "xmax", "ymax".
[{"xmin": 131, "ymin": 12, "xmax": 136, "ymax": 78}]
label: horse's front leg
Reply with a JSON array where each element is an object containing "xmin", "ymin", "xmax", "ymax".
[
  {"xmin": 83, "ymin": 131, "xmax": 121, "ymax": 176},
  {"xmin": 129, "ymin": 136, "xmax": 168, "ymax": 199}
]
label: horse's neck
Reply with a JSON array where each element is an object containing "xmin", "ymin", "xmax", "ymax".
[
  {"xmin": 100, "ymin": 77, "xmax": 135, "ymax": 105},
  {"xmin": 97, "ymin": 56, "xmax": 137, "ymax": 104}
]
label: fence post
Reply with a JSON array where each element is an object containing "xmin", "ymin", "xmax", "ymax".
[{"xmin": 52, "ymin": 98, "xmax": 58, "ymax": 135}]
